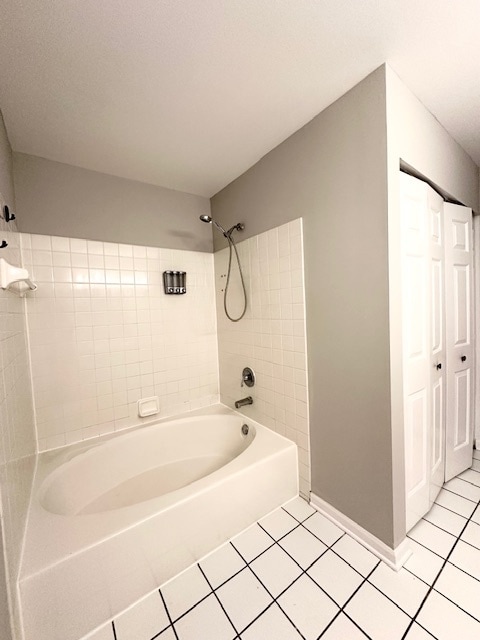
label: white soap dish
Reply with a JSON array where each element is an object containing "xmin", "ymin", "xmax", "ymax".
[{"xmin": 0, "ymin": 258, "xmax": 37, "ymax": 296}]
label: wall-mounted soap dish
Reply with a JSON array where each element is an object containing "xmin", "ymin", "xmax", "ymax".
[{"xmin": 0, "ymin": 258, "xmax": 37, "ymax": 296}]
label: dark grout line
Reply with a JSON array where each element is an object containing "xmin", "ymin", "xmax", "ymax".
[
  {"xmin": 446, "ymin": 558, "xmax": 480, "ymax": 583},
  {"xmin": 414, "ymin": 621, "xmax": 439, "ymax": 639},
  {"xmin": 419, "ymin": 515, "xmax": 462, "ymax": 539},
  {"xmin": 155, "ymin": 589, "xmax": 179, "ymax": 640},
  {"xmin": 406, "ymin": 534, "xmax": 446, "ymax": 559},
  {"xmin": 317, "ymin": 561, "xmax": 380, "ymax": 640},
  {"xmin": 432, "ymin": 499, "xmax": 477, "ymax": 519},
  {"xmin": 400, "ymin": 493, "xmax": 480, "ymax": 639},
  {"xmin": 197, "ymin": 563, "xmax": 239, "ymax": 638},
  {"xmin": 402, "ymin": 565, "xmax": 432, "ymax": 587},
  {"xmin": 111, "ymin": 620, "xmax": 117, "ymax": 640},
  {"xmin": 442, "ymin": 486, "xmax": 479, "ymax": 503},
  {"xmin": 430, "ymin": 587, "xmax": 480, "ymax": 624}
]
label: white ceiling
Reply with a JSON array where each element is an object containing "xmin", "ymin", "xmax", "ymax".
[{"xmin": 0, "ymin": 1, "xmax": 479, "ymax": 197}]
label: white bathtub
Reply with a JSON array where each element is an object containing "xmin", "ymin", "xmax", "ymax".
[{"xmin": 19, "ymin": 405, "xmax": 298, "ymax": 640}]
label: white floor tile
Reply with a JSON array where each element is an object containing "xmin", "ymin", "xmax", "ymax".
[
  {"xmin": 331, "ymin": 535, "xmax": 378, "ymax": 577},
  {"xmin": 434, "ymin": 563, "xmax": 480, "ymax": 620},
  {"xmin": 459, "ymin": 469, "xmax": 480, "ymax": 487},
  {"xmin": 82, "ymin": 624, "xmax": 115, "ymax": 640},
  {"xmin": 443, "ymin": 477, "xmax": 480, "ymax": 502},
  {"xmin": 250, "ymin": 544, "xmax": 302, "ymax": 597},
  {"xmin": 301, "ymin": 512, "xmax": 343, "ymax": 546},
  {"xmin": 259, "ymin": 508, "xmax": 298, "ymax": 540},
  {"xmin": 114, "ymin": 591, "xmax": 170, "ymax": 640},
  {"xmin": 307, "ymin": 550, "xmax": 363, "ymax": 607},
  {"xmin": 369, "ymin": 563, "xmax": 429, "ymax": 616},
  {"xmin": 277, "ymin": 574, "xmax": 339, "ymax": 640},
  {"xmin": 231, "ymin": 524, "xmax": 274, "ymax": 562},
  {"xmin": 449, "ymin": 540, "xmax": 480, "ymax": 580},
  {"xmin": 434, "ymin": 488, "xmax": 477, "ymax": 518},
  {"xmin": 161, "ymin": 564, "xmax": 211, "ymax": 622},
  {"xmin": 320, "ymin": 613, "xmax": 368, "ymax": 639},
  {"xmin": 216, "ymin": 567, "xmax": 272, "ymax": 633},
  {"xmin": 199, "ymin": 543, "xmax": 246, "ymax": 589},
  {"xmin": 345, "ymin": 581, "xmax": 410, "ymax": 640},
  {"xmin": 461, "ymin": 521, "xmax": 480, "ymax": 550},
  {"xmin": 403, "ymin": 539, "xmax": 444, "ymax": 585},
  {"xmin": 472, "ymin": 505, "xmax": 480, "ymax": 525},
  {"xmin": 403, "ymin": 623, "xmax": 437, "ymax": 639},
  {"xmin": 417, "ymin": 590, "xmax": 480, "ymax": 640},
  {"xmin": 174, "ymin": 594, "xmax": 236, "ymax": 640},
  {"xmin": 241, "ymin": 603, "xmax": 301, "ymax": 640},
  {"xmin": 282, "ymin": 496, "xmax": 315, "ymax": 522},
  {"xmin": 423, "ymin": 503, "xmax": 467, "ymax": 536},
  {"xmin": 408, "ymin": 519, "xmax": 457, "ymax": 558},
  {"xmin": 278, "ymin": 525, "xmax": 327, "ymax": 569}
]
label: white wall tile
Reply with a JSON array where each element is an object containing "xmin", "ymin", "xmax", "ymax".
[
  {"xmin": 23, "ymin": 234, "xmax": 219, "ymax": 449},
  {"xmin": 215, "ymin": 218, "xmax": 310, "ymax": 496}
]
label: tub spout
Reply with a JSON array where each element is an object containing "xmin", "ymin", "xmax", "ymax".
[{"xmin": 235, "ymin": 396, "xmax": 253, "ymax": 409}]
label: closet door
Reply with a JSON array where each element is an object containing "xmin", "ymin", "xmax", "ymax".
[
  {"xmin": 444, "ymin": 203, "xmax": 474, "ymax": 480},
  {"xmin": 428, "ymin": 188, "xmax": 446, "ymax": 503},
  {"xmin": 400, "ymin": 173, "xmax": 446, "ymax": 531}
]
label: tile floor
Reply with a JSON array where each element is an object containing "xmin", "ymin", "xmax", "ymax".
[{"xmin": 85, "ymin": 452, "xmax": 480, "ymax": 640}]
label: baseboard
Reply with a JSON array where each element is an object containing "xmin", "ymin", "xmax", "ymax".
[
  {"xmin": 475, "ymin": 438, "xmax": 480, "ymax": 450},
  {"xmin": 309, "ymin": 492, "xmax": 412, "ymax": 571}
]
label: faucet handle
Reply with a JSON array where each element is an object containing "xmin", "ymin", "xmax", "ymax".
[{"xmin": 241, "ymin": 367, "xmax": 255, "ymax": 388}]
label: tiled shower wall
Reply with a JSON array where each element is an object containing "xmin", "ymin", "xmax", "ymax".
[
  {"xmin": 215, "ymin": 218, "xmax": 310, "ymax": 497},
  {"xmin": 22, "ymin": 233, "xmax": 219, "ymax": 450},
  {"xmin": 0, "ymin": 203, "xmax": 36, "ymax": 635}
]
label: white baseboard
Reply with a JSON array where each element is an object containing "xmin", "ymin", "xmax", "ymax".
[
  {"xmin": 475, "ymin": 438, "xmax": 480, "ymax": 450},
  {"xmin": 309, "ymin": 492, "xmax": 412, "ymax": 571}
]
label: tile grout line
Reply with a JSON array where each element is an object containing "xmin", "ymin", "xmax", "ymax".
[
  {"xmin": 316, "ymin": 561, "xmax": 380, "ymax": 640},
  {"xmin": 154, "ymin": 589, "xmax": 179, "ymax": 640},
  {"xmin": 442, "ymin": 486, "xmax": 479, "ymax": 502},
  {"xmin": 196, "ymin": 562, "xmax": 240, "ymax": 639},
  {"xmin": 429, "ymin": 588, "xmax": 480, "ymax": 624},
  {"xmin": 400, "ymin": 494, "xmax": 480, "ymax": 639},
  {"xmin": 431, "ymin": 500, "xmax": 477, "ymax": 518}
]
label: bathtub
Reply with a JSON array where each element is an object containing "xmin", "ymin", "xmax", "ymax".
[{"xmin": 19, "ymin": 405, "xmax": 298, "ymax": 640}]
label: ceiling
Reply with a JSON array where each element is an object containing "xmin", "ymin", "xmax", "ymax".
[{"xmin": 0, "ymin": 1, "xmax": 479, "ymax": 198}]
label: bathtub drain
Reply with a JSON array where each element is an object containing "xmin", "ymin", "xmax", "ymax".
[{"xmin": 241, "ymin": 424, "xmax": 249, "ymax": 436}]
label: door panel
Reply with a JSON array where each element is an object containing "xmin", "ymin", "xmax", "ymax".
[
  {"xmin": 400, "ymin": 173, "xmax": 441, "ymax": 531},
  {"xmin": 444, "ymin": 203, "xmax": 474, "ymax": 480},
  {"xmin": 427, "ymin": 186, "xmax": 446, "ymax": 504}
]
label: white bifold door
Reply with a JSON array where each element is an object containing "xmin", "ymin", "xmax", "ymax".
[{"xmin": 400, "ymin": 172, "xmax": 474, "ymax": 532}]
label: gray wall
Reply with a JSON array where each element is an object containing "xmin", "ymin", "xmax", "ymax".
[
  {"xmin": 13, "ymin": 153, "xmax": 213, "ymax": 251},
  {"xmin": 0, "ymin": 111, "xmax": 15, "ymax": 207},
  {"xmin": 212, "ymin": 66, "xmax": 395, "ymax": 546}
]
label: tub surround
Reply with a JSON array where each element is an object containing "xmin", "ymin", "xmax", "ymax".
[
  {"xmin": 215, "ymin": 218, "xmax": 310, "ymax": 497},
  {"xmin": 22, "ymin": 233, "xmax": 219, "ymax": 450},
  {"xmin": 19, "ymin": 404, "xmax": 298, "ymax": 640}
]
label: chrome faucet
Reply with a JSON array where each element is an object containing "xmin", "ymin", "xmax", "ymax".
[{"xmin": 235, "ymin": 396, "xmax": 253, "ymax": 409}]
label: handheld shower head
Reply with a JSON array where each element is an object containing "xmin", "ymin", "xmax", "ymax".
[{"xmin": 199, "ymin": 215, "xmax": 228, "ymax": 236}]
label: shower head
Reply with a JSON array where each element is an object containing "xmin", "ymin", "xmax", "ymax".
[{"xmin": 198, "ymin": 215, "xmax": 244, "ymax": 238}]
